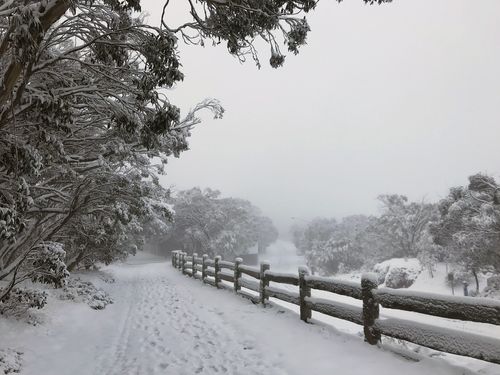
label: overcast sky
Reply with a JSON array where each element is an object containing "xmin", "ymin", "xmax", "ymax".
[{"xmin": 143, "ymin": 0, "xmax": 500, "ymax": 236}]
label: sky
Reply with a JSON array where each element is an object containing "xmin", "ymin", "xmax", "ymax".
[{"xmin": 142, "ymin": 0, "xmax": 500, "ymax": 236}]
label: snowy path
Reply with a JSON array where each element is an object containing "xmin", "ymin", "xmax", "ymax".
[
  {"xmin": 0, "ymin": 253, "xmax": 492, "ymax": 375},
  {"xmin": 92, "ymin": 258, "xmax": 279, "ymax": 375}
]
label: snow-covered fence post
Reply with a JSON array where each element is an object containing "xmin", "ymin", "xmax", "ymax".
[
  {"xmin": 192, "ymin": 253, "xmax": 198, "ymax": 278},
  {"xmin": 202, "ymin": 254, "xmax": 208, "ymax": 281},
  {"xmin": 234, "ymin": 257, "xmax": 242, "ymax": 292},
  {"xmin": 361, "ymin": 273, "xmax": 380, "ymax": 345},
  {"xmin": 171, "ymin": 251, "xmax": 176, "ymax": 267},
  {"xmin": 181, "ymin": 252, "xmax": 187, "ymax": 275},
  {"xmin": 299, "ymin": 266, "xmax": 311, "ymax": 322},
  {"xmin": 260, "ymin": 262, "xmax": 270, "ymax": 305},
  {"xmin": 214, "ymin": 255, "xmax": 221, "ymax": 288}
]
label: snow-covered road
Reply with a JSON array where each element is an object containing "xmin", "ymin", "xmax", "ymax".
[{"xmin": 0, "ymin": 252, "xmax": 491, "ymax": 375}]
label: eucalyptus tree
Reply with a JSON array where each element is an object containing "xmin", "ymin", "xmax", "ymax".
[
  {"xmin": 165, "ymin": 188, "xmax": 278, "ymax": 258},
  {"xmin": 431, "ymin": 174, "xmax": 500, "ymax": 291},
  {"xmin": 0, "ymin": 0, "xmax": 389, "ymax": 298}
]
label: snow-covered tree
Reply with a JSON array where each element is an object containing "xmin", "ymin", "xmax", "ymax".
[
  {"xmin": 164, "ymin": 188, "xmax": 277, "ymax": 258},
  {"xmin": 255, "ymin": 216, "xmax": 279, "ymax": 254},
  {"xmin": 372, "ymin": 195, "xmax": 438, "ymax": 259},
  {"xmin": 431, "ymin": 173, "xmax": 500, "ymax": 292},
  {"xmin": 0, "ymin": 0, "xmax": 389, "ymax": 305},
  {"xmin": 291, "ymin": 218, "xmax": 337, "ymax": 256},
  {"xmin": 0, "ymin": 0, "xmax": 219, "ymax": 292},
  {"xmin": 294, "ymin": 216, "xmax": 375, "ymax": 275}
]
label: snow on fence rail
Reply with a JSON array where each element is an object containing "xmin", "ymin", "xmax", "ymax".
[{"xmin": 170, "ymin": 250, "xmax": 500, "ymax": 365}]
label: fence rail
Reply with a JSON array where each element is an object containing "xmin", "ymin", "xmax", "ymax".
[{"xmin": 170, "ymin": 250, "xmax": 500, "ymax": 365}]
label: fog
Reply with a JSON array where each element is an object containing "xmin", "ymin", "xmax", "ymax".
[{"xmin": 144, "ymin": 0, "xmax": 500, "ymax": 236}]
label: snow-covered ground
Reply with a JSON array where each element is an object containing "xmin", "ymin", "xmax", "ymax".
[
  {"xmin": 2, "ymin": 251, "xmax": 497, "ymax": 375},
  {"xmin": 261, "ymin": 240, "xmax": 500, "ymax": 374}
]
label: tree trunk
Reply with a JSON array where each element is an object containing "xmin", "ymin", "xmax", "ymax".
[
  {"xmin": 472, "ymin": 269, "xmax": 480, "ymax": 294},
  {"xmin": 67, "ymin": 249, "xmax": 87, "ymax": 272}
]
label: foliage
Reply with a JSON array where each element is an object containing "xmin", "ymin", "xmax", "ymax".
[
  {"xmin": 164, "ymin": 188, "xmax": 278, "ymax": 258},
  {"xmin": 0, "ymin": 286, "xmax": 47, "ymax": 317},
  {"xmin": 374, "ymin": 195, "xmax": 438, "ymax": 259},
  {"xmin": 293, "ymin": 216, "xmax": 373, "ymax": 275},
  {"xmin": 291, "ymin": 175, "xmax": 500, "ymax": 285},
  {"xmin": 166, "ymin": 0, "xmax": 391, "ymax": 68},
  {"xmin": 290, "ymin": 197, "xmax": 441, "ymax": 276},
  {"xmin": 431, "ymin": 173, "xmax": 500, "ymax": 291},
  {"xmin": 0, "ymin": 0, "xmax": 222, "ymax": 290},
  {"xmin": 0, "ymin": 0, "xmax": 390, "ymax": 309},
  {"xmin": 28, "ymin": 242, "xmax": 69, "ymax": 288},
  {"xmin": 59, "ymin": 278, "xmax": 113, "ymax": 310}
]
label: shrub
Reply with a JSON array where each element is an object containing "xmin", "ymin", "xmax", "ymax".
[{"xmin": 0, "ymin": 287, "xmax": 47, "ymax": 317}]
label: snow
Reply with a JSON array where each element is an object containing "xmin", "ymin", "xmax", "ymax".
[
  {"xmin": 375, "ymin": 316, "xmax": 500, "ymax": 364},
  {"xmin": 0, "ymin": 348, "xmax": 22, "ymax": 374},
  {"xmin": 1, "ymin": 252, "xmax": 495, "ymax": 375},
  {"xmin": 259, "ymin": 241, "xmax": 500, "ymax": 374}
]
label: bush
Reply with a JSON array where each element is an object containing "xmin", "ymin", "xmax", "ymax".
[
  {"xmin": 374, "ymin": 259, "xmax": 422, "ymax": 289},
  {"xmin": 482, "ymin": 275, "xmax": 500, "ymax": 299},
  {"xmin": 385, "ymin": 266, "xmax": 420, "ymax": 288},
  {"xmin": 59, "ymin": 278, "xmax": 113, "ymax": 310},
  {"xmin": 0, "ymin": 287, "xmax": 47, "ymax": 317},
  {"xmin": 29, "ymin": 242, "xmax": 70, "ymax": 288},
  {"xmin": 373, "ymin": 262, "xmax": 390, "ymax": 285},
  {"xmin": 0, "ymin": 348, "xmax": 22, "ymax": 375}
]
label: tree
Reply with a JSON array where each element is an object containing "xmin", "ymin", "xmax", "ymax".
[
  {"xmin": 0, "ymin": 0, "xmax": 221, "ymax": 290},
  {"xmin": 0, "ymin": 0, "xmax": 390, "ymax": 304},
  {"xmin": 255, "ymin": 216, "xmax": 279, "ymax": 254},
  {"xmin": 431, "ymin": 173, "xmax": 500, "ymax": 292},
  {"xmin": 293, "ymin": 216, "xmax": 374, "ymax": 275},
  {"xmin": 164, "ymin": 188, "xmax": 277, "ymax": 258},
  {"xmin": 373, "ymin": 194, "xmax": 437, "ymax": 259},
  {"xmin": 291, "ymin": 218, "xmax": 337, "ymax": 256}
]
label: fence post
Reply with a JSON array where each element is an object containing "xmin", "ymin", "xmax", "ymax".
[
  {"xmin": 171, "ymin": 251, "xmax": 176, "ymax": 267},
  {"xmin": 234, "ymin": 257, "xmax": 242, "ymax": 293},
  {"xmin": 260, "ymin": 262, "xmax": 270, "ymax": 305},
  {"xmin": 463, "ymin": 281, "xmax": 469, "ymax": 296},
  {"xmin": 181, "ymin": 252, "xmax": 186, "ymax": 275},
  {"xmin": 192, "ymin": 253, "xmax": 198, "ymax": 278},
  {"xmin": 202, "ymin": 254, "xmax": 208, "ymax": 282},
  {"xmin": 361, "ymin": 273, "xmax": 380, "ymax": 345},
  {"xmin": 177, "ymin": 252, "xmax": 182, "ymax": 270},
  {"xmin": 299, "ymin": 266, "xmax": 311, "ymax": 322},
  {"xmin": 214, "ymin": 255, "xmax": 221, "ymax": 288}
]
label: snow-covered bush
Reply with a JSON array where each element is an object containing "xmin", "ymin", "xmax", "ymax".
[
  {"xmin": 482, "ymin": 275, "xmax": 500, "ymax": 299},
  {"xmin": 0, "ymin": 348, "xmax": 22, "ymax": 375},
  {"xmin": 374, "ymin": 259, "xmax": 422, "ymax": 288},
  {"xmin": 29, "ymin": 242, "xmax": 70, "ymax": 288},
  {"xmin": 59, "ymin": 279, "xmax": 113, "ymax": 310},
  {"xmin": 373, "ymin": 261, "xmax": 391, "ymax": 285},
  {"xmin": 385, "ymin": 266, "xmax": 420, "ymax": 289},
  {"xmin": 0, "ymin": 287, "xmax": 47, "ymax": 317}
]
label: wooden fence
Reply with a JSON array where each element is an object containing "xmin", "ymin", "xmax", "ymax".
[{"xmin": 170, "ymin": 250, "xmax": 500, "ymax": 365}]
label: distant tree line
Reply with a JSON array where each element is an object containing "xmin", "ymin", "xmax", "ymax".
[
  {"xmin": 149, "ymin": 188, "xmax": 278, "ymax": 258},
  {"xmin": 291, "ymin": 173, "xmax": 500, "ymax": 293}
]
